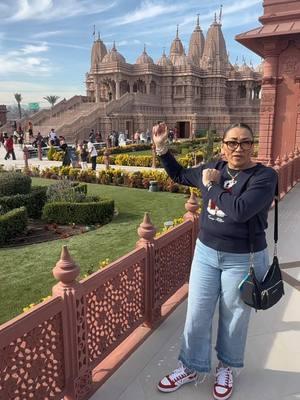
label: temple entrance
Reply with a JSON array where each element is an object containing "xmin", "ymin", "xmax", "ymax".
[
  {"xmin": 177, "ymin": 121, "xmax": 190, "ymax": 138},
  {"xmin": 125, "ymin": 120, "xmax": 133, "ymax": 139}
]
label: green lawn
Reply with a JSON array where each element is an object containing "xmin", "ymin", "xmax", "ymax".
[
  {"xmin": 121, "ymin": 149, "xmax": 152, "ymax": 156},
  {"xmin": 0, "ymin": 178, "xmax": 188, "ymax": 324}
]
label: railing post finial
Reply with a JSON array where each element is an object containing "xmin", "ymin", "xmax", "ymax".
[
  {"xmin": 53, "ymin": 245, "xmax": 80, "ymax": 286},
  {"xmin": 274, "ymin": 155, "xmax": 281, "ymax": 167},
  {"xmin": 282, "ymin": 153, "xmax": 289, "ymax": 164},
  {"xmin": 184, "ymin": 191, "xmax": 200, "ymax": 215},
  {"xmin": 137, "ymin": 212, "xmax": 156, "ymax": 242}
]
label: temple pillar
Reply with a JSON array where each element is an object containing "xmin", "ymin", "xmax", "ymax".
[
  {"xmin": 115, "ymin": 80, "xmax": 120, "ymax": 100},
  {"xmin": 257, "ymin": 49, "xmax": 279, "ymax": 164},
  {"xmin": 236, "ymin": 0, "xmax": 300, "ymax": 165}
]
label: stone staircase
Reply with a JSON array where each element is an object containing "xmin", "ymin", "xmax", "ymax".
[{"xmin": 3, "ymin": 92, "xmax": 154, "ymax": 142}]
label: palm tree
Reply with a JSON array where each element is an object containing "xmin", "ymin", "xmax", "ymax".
[
  {"xmin": 43, "ymin": 95, "xmax": 60, "ymax": 114},
  {"xmin": 14, "ymin": 93, "xmax": 22, "ymax": 119}
]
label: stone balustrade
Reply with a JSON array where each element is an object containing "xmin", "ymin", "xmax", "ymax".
[
  {"xmin": 0, "ymin": 193, "xmax": 200, "ymax": 400},
  {"xmin": 273, "ymin": 148, "xmax": 300, "ymax": 198}
]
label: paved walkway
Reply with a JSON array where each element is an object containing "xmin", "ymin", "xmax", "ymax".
[
  {"xmin": 91, "ymin": 184, "xmax": 300, "ymax": 400},
  {"xmin": 0, "ymin": 145, "xmax": 164, "ymax": 173}
]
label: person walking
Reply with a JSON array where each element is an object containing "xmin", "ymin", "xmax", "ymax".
[
  {"xmin": 88, "ymin": 139, "xmax": 98, "ymax": 170},
  {"xmin": 4, "ymin": 135, "xmax": 16, "ymax": 160},
  {"xmin": 78, "ymin": 141, "xmax": 88, "ymax": 170},
  {"xmin": 153, "ymin": 122, "xmax": 277, "ymax": 400},
  {"xmin": 60, "ymin": 138, "xmax": 71, "ymax": 167}
]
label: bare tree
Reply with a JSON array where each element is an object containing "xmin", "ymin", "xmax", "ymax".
[{"xmin": 14, "ymin": 93, "xmax": 23, "ymax": 119}]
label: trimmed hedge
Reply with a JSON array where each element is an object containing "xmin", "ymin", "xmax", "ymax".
[
  {"xmin": 0, "ymin": 207, "xmax": 28, "ymax": 245},
  {"xmin": 0, "ymin": 187, "xmax": 47, "ymax": 218},
  {"xmin": 0, "ymin": 172, "xmax": 32, "ymax": 196},
  {"xmin": 42, "ymin": 198, "xmax": 114, "ymax": 225},
  {"xmin": 98, "ymin": 143, "xmax": 151, "ymax": 155}
]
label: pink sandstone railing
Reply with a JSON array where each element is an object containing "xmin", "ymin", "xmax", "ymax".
[
  {"xmin": 273, "ymin": 148, "xmax": 300, "ymax": 198},
  {"xmin": 0, "ymin": 193, "xmax": 200, "ymax": 400}
]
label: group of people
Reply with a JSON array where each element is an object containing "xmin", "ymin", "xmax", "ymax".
[
  {"xmin": 59, "ymin": 138, "xmax": 97, "ymax": 171},
  {"xmin": 133, "ymin": 129, "xmax": 151, "ymax": 144}
]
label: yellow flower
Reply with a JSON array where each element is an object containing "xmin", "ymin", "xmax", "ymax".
[{"xmin": 23, "ymin": 307, "xmax": 30, "ymax": 313}]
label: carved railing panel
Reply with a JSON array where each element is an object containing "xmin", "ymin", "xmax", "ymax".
[
  {"xmin": 154, "ymin": 222, "xmax": 193, "ymax": 308},
  {"xmin": 82, "ymin": 248, "xmax": 146, "ymax": 369},
  {"xmin": 0, "ymin": 299, "xmax": 65, "ymax": 400}
]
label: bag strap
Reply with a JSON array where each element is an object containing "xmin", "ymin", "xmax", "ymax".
[{"xmin": 249, "ymin": 181, "xmax": 279, "ymax": 257}]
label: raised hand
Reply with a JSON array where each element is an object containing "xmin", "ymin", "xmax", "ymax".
[{"xmin": 152, "ymin": 122, "xmax": 168, "ymax": 148}]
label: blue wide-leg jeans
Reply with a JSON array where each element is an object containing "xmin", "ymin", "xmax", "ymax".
[{"xmin": 178, "ymin": 239, "xmax": 269, "ymax": 373}]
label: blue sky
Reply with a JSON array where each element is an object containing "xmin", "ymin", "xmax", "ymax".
[{"xmin": 0, "ymin": 0, "xmax": 263, "ymax": 107}]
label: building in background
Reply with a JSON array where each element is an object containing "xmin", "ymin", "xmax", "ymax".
[
  {"xmin": 4, "ymin": 12, "xmax": 263, "ymax": 142},
  {"xmin": 0, "ymin": 105, "xmax": 8, "ymax": 128},
  {"xmin": 85, "ymin": 14, "xmax": 262, "ymax": 139}
]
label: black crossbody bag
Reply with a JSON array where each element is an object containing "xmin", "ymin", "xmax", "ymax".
[{"xmin": 239, "ymin": 183, "xmax": 284, "ymax": 310}]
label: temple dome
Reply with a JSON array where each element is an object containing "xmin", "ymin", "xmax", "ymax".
[
  {"xmin": 157, "ymin": 49, "xmax": 172, "ymax": 66},
  {"xmin": 200, "ymin": 13, "xmax": 228, "ymax": 73},
  {"xmin": 169, "ymin": 26, "xmax": 185, "ymax": 61},
  {"xmin": 188, "ymin": 15, "xmax": 205, "ymax": 65},
  {"xmin": 136, "ymin": 46, "xmax": 154, "ymax": 64},
  {"xmin": 90, "ymin": 35, "xmax": 107, "ymax": 70},
  {"xmin": 240, "ymin": 60, "xmax": 252, "ymax": 74},
  {"xmin": 102, "ymin": 42, "xmax": 126, "ymax": 63},
  {"xmin": 256, "ymin": 61, "xmax": 264, "ymax": 74},
  {"xmin": 172, "ymin": 54, "xmax": 192, "ymax": 67}
]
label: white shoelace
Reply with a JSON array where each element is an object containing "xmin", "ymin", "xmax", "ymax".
[
  {"xmin": 169, "ymin": 361, "xmax": 191, "ymax": 382},
  {"xmin": 216, "ymin": 367, "xmax": 233, "ymax": 387}
]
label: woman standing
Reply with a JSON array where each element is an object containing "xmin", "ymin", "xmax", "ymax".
[{"xmin": 153, "ymin": 123, "xmax": 277, "ymax": 400}]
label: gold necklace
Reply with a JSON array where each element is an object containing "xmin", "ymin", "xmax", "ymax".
[{"xmin": 227, "ymin": 166, "xmax": 241, "ymax": 183}]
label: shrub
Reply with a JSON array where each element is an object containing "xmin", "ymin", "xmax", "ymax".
[
  {"xmin": 46, "ymin": 180, "xmax": 87, "ymax": 203},
  {"xmin": 47, "ymin": 147, "xmax": 56, "ymax": 160},
  {"xmin": 0, "ymin": 172, "xmax": 32, "ymax": 196},
  {"xmin": 72, "ymin": 182, "xmax": 88, "ymax": 195},
  {"xmin": 98, "ymin": 143, "xmax": 151, "ymax": 155},
  {"xmin": 0, "ymin": 187, "xmax": 47, "ymax": 218},
  {"xmin": 42, "ymin": 198, "xmax": 114, "ymax": 225},
  {"xmin": 47, "ymin": 147, "xmax": 63, "ymax": 161},
  {"xmin": 0, "ymin": 207, "xmax": 28, "ymax": 245}
]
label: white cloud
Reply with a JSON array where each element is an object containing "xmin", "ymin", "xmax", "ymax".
[
  {"xmin": 109, "ymin": 0, "xmax": 187, "ymax": 26},
  {"xmin": 31, "ymin": 30, "xmax": 67, "ymax": 39},
  {"xmin": 6, "ymin": 0, "xmax": 117, "ymax": 22},
  {"xmin": 21, "ymin": 43, "xmax": 49, "ymax": 54},
  {"xmin": 4, "ymin": 36, "xmax": 89, "ymax": 51},
  {"xmin": 0, "ymin": 43, "xmax": 53, "ymax": 77}
]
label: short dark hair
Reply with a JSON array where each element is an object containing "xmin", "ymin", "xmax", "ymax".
[{"xmin": 223, "ymin": 123, "xmax": 254, "ymax": 140}]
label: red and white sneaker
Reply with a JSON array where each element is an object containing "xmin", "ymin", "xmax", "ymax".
[
  {"xmin": 157, "ymin": 361, "xmax": 198, "ymax": 393},
  {"xmin": 213, "ymin": 366, "xmax": 233, "ymax": 400}
]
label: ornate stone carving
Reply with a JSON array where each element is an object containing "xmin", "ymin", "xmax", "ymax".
[
  {"xmin": 260, "ymin": 106, "xmax": 274, "ymax": 113},
  {"xmin": 86, "ymin": 260, "xmax": 145, "ymax": 366},
  {"xmin": 154, "ymin": 230, "xmax": 192, "ymax": 306},
  {"xmin": 282, "ymin": 56, "xmax": 299, "ymax": 76},
  {"xmin": 0, "ymin": 314, "xmax": 65, "ymax": 399},
  {"xmin": 74, "ymin": 370, "xmax": 92, "ymax": 400},
  {"xmin": 261, "ymin": 92, "xmax": 275, "ymax": 104}
]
